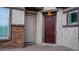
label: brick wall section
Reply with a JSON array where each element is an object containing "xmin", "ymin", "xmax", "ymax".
[
  {"xmin": 12, "ymin": 26, "xmax": 24, "ymax": 48},
  {"xmin": 0, "ymin": 41, "xmax": 12, "ymax": 48},
  {"xmin": 0, "ymin": 26, "xmax": 24, "ymax": 48}
]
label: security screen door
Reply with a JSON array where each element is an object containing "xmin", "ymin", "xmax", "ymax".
[{"xmin": 25, "ymin": 14, "xmax": 36, "ymax": 43}]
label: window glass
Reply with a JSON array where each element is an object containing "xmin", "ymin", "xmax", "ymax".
[
  {"xmin": 71, "ymin": 12, "xmax": 77, "ymax": 23},
  {"xmin": 68, "ymin": 10, "xmax": 78, "ymax": 25},
  {"xmin": 0, "ymin": 8, "xmax": 10, "ymax": 40}
]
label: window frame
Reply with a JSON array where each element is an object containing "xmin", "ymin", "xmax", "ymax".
[
  {"xmin": 0, "ymin": 7, "xmax": 11, "ymax": 41},
  {"xmin": 68, "ymin": 10, "xmax": 78, "ymax": 25}
]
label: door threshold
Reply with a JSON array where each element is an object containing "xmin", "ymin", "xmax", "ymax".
[
  {"xmin": 24, "ymin": 42, "xmax": 35, "ymax": 45},
  {"xmin": 41, "ymin": 43, "xmax": 60, "ymax": 46},
  {"xmin": 24, "ymin": 42, "xmax": 36, "ymax": 47}
]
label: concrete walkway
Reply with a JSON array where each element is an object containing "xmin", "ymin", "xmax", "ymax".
[{"xmin": 0, "ymin": 44, "xmax": 76, "ymax": 51}]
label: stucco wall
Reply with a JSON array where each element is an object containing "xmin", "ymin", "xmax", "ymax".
[
  {"xmin": 36, "ymin": 12, "xmax": 43, "ymax": 44},
  {"xmin": 56, "ymin": 9, "xmax": 78, "ymax": 50},
  {"xmin": 56, "ymin": 9, "xmax": 63, "ymax": 45},
  {"xmin": 63, "ymin": 27, "xmax": 78, "ymax": 49},
  {"xmin": 12, "ymin": 9, "xmax": 25, "ymax": 25}
]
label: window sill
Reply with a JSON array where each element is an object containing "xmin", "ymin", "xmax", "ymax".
[
  {"xmin": 0, "ymin": 38, "xmax": 11, "ymax": 42},
  {"xmin": 63, "ymin": 25, "xmax": 78, "ymax": 28}
]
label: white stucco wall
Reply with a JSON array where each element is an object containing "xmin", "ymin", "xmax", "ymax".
[
  {"xmin": 36, "ymin": 12, "xmax": 43, "ymax": 44},
  {"xmin": 12, "ymin": 9, "xmax": 25, "ymax": 25},
  {"xmin": 57, "ymin": 9, "xmax": 78, "ymax": 50},
  {"xmin": 63, "ymin": 27, "xmax": 78, "ymax": 49},
  {"xmin": 56, "ymin": 9, "xmax": 63, "ymax": 45}
]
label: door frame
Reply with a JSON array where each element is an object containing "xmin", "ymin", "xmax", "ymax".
[
  {"xmin": 42, "ymin": 12, "xmax": 57, "ymax": 44},
  {"xmin": 24, "ymin": 13, "xmax": 37, "ymax": 44}
]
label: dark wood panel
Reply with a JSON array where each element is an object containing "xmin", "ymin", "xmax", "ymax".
[{"xmin": 44, "ymin": 15, "xmax": 56, "ymax": 43}]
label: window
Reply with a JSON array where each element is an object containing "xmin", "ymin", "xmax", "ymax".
[
  {"xmin": 68, "ymin": 10, "xmax": 78, "ymax": 25},
  {"xmin": 0, "ymin": 8, "xmax": 10, "ymax": 40}
]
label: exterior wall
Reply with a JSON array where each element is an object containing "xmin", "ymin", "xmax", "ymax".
[
  {"xmin": 0, "ymin": 8, "xmax": 25, "ymax": 48},
  {"xmin": 12, "ymin": 26, "xmax": 24, "ymax": 48},
  {"xmin": 12, "ymin": 9, "xmax": 24, "ymax": 25},
  {"xmin": 36, "ymin": 12, "xmax": 43, "ymax": 44},
  {"xmin": 56, "ymin": 8, "xmax": 78, "ymax": 50},
  {"xmin": 56, "ymin": 9, "xmax": 63, "ymax": 45},
  {"xmin": 11, "ymin": 9, "xmax": 25, "ymax": 48},
  {"xmin": 63, "ymin": 27, "xmax": 78, "ymax": 49}
]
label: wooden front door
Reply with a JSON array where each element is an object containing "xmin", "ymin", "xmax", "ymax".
[{"xmin": 44, "ymin": 14, "xmax": 56, "ymax": 43}]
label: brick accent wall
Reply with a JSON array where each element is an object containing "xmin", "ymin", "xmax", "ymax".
[
  {"xmin": 0, "ymin": 25, "xmax": 24, "ymax": 48},
  {"xmin": 12, "ymin": 26, "xmax": 24, "ymax": 48}
]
